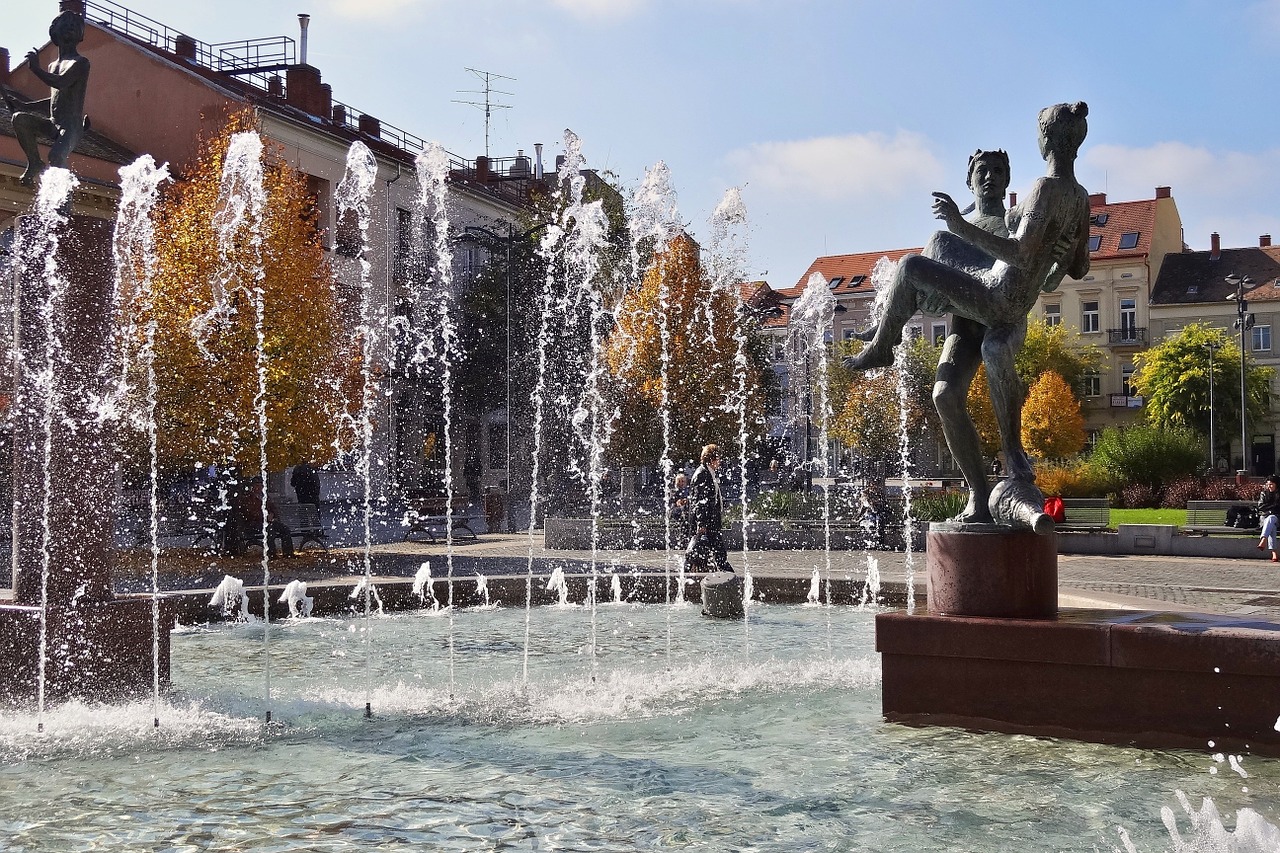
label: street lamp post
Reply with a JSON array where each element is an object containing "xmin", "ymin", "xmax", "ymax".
[
  {"xmin": 461, "ymin": 223, "xmax": 546, "ymax": 530},
  {"xmin": 1227, "ymin": 273, "xmax": 1255, "ymax": 476},
  {"xmin": 1204, "ymin": 340, "xmax": 1219, "ymax": 473}
]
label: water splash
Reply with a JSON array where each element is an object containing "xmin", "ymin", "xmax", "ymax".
[
  {"xmin": 12, "ymin": 167, "xmax": 80, "ymax": 730},
  {"xmin": 349, "ymin": 578, "xmax": 384, "ymax": 615},
  {"xmin": 112, "ymin": 154, "xmax": 172, "ymax": 727},
  {"xmin": 412, "ymin": 562, "xmax": 439, "ymax": 610},
  {"xmin": 209, "ymin": 575, "xmax": 251, "ymax": 621},
  {"xmin": 279, "ymin": 580, "xmax": 314, "ymax": 618},
  {"xmin": 545, "ymin": 565, "xmax": 570, "ymax": 608},
  {"xmin": 335, "ymin": 140, "xmax": 380, "ymax": 716},
  {"xmin": 413, "ymin": 142, "xmax": 461, "ymax": 692}
]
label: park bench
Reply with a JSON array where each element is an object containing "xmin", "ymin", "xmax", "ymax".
[
  {"xmin": 402, "ymin": 494, "xmax": 479, "ymax": 543},
  {"xmin": 1184, "ymin": 499, "xmax": 1261, "ymax": 535},
  {"xmin": 277, "ymin": 502, "xmax": 329, "ymax": 552},
  {"xmin": 1057, "ymin": 497, "xmax": 1110, "ymax": 531}
]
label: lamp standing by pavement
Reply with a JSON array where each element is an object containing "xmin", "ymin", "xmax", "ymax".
[
  {"xmin": 1227, "ymin": 272, "xmax": 1255, "ymax": 476},
  {"xmin": 1204, "ymin": 340, "xmax": 1219, "ymax": 473}
]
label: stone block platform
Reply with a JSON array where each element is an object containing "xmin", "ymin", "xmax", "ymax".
[{"xmin": 877, "ymin": 607, "xmax": 1280, "ymax": 756}]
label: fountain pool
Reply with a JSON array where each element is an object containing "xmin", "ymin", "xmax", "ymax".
[{"xmin": 0, "ymin": 606, "xmax": 1275, "ymax": 851}]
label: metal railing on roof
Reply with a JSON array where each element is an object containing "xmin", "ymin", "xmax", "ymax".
[{"xmin": 82, "ymin": 0, "xmax": 543, "ymax": 208}]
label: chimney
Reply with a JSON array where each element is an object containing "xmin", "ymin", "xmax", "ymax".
[
  {"xmin": 59, "ymin": 0, "xmax": 86, "ymax": 15},
  {"xmin": 318, "ymin": 83, "xmax": 332, "ymax": 118},
  {"xmin": 1008, "ymin": 191, "xmax": 1017, "ymax": 208},
  {"xmin": 332, "ymin": 103, "xmax": 346, "ymax": 126},
  {"xmin": 0, "ymin": 48, "xmax": 9, "ymax": 85},
  {"xmin": 1088, "ymin": 192, "xmax": 1107, "ymax": 206},
  {"xmin": 286, "ymin": 64, "xmax": 323, "ymax": 116},
  {"xmin": 267, "ymin": 74, "xmax": 283, "ymax": 98},
  {"xmin": 534, "ymin": 143, "xmax": 544, "ymax": 179},
  {"xmin": 173, "ymin": 34, "xmax": 198, "ymax": 61},
  {"xmin": 1155, "ymin": 186, "xmax": 1171, "ymax": 199},
  {"xmin": 357, "ymin": 113, "xmax": 380, "ymax": 138},
  {"xmin": 1262, "ymin": 235, "xmax": 1272, "ymax": 248},
  {"xmin": 298, "ymin": 14, "xmax": 310, "ymax": 66},
  {"xmin": 1210, "ymin": 232, "xmax": 1221, "ymax": 261},
  {"xmin": 475, "ymin": 155, "xmax": 490, "ymax": 183},
  {"xmin": 555, "ymin": 154, "xmax": 566, "ymax": 172}
]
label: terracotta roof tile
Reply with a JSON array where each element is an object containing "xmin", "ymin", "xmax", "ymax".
[
  {"xmin": 1089, "ymin": 198, "xmax": 1158, "ymax": 260},
  {"xmin": 780, "ymin": 247, "xmax": 919, "ymax": 297}
]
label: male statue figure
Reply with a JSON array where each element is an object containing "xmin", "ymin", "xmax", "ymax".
[
  {"xmin": 2, "ymin": 11, "xmax": 91, "ymax": 185},
  {"xmin": 846, "ymin": 104, "xmax": 1092, "ymax": 531}
]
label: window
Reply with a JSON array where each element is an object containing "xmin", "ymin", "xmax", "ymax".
[
  {"xmin": 828, "ymin": 277, "xmax": 844, "ymax": 288},
  {"xmin": 1044, "ymin": 303, "xmax": 1061, "ymax": 327},
  {"xmin": 1254, "ymin": 324, "xmax": 1272, "ymax": 352},
  {"xmin": 1118, "ymin": 232, "xmax": 1140, "ymax": 250},
  {"xmin": 1088, "ymin": 235, "xmax": 1102, "ymax": 252},
  {"xmin": 335, "ymin": 208, "xmax": 361, "ymax": 258},
  {"xmin": 1081, "ymin": 300, "xmax": 1100, "ymax": 333},
  {"xmin": 393, "ymin": 208, "xmax": 413, "ymax": 282},
  {"xmin": 1121, "ymin": 364, "xmax": 1135, "ymax": 397},
  {"xmin": 931, "ymin": 323, "xmax": 947, "ymax": 344},
  {"xmin": 1119, "ymin": 297, "xmax": 1137, "ymax": 336},
  {"xmin": 1090, "ymin": 213, "xmax": 1109, "ymax": 227},
  {"xmin": 849, "ymin": 275, "xmax": 866, "ymax": 286},
  {"xmin": 908, "ymin": 325, "xmax": 923, "ymax": 340},
  {"xmin": 1081, "ymin": 370, "xmax": 1101, "ymax": 398}
]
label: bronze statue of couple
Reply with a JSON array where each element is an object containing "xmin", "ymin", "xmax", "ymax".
[{"xmin": 845, "ymin": 102, "xmax": 1092, "ymax": 531}]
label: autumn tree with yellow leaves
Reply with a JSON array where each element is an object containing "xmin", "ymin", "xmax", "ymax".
[
  {"xmin": 604, "ymin": 233, "xmax": 775, "ymax": 466},
  {"xmin": 1021, "ymin": 370, "xmax": 1086, "ymax": 460},
  {"xmin": 120, "ymin": 111, "xmax": 361, "ymax": 476}
]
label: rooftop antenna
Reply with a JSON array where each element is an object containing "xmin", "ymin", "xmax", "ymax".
[{"xmin": 453, "ymin": 67, "xmax": 514, "ymax": 159}]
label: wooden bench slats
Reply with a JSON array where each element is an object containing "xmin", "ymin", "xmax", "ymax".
[
  {"xmin": 403, "ymin": 495, "xmax": 479, "ymax": 543},
  {"xmin": 1057, "ymin": 497, "xmax": 1109, "ymax": 531},
  {"xmin": 1184, "ymin": 499, "xmax": 1261, "ymax": 535}
]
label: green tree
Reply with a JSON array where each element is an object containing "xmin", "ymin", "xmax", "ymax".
[
  {"xmin": 1131, "ymin": 323, "xmax": 1271, "ymax": 455},
  {"xmin": 1016, "ymin": 318, "xmax": 1105, "ymax": 391},
  {"xmin": 1021, "ymin": 371, "xmax": 1085, "ymax": 460}
]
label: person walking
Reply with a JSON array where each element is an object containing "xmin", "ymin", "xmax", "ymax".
[
  {"xmin": 1257, "ymin": 475, "xmax": 1280, "ymax": 562},
  {"xmin": 689, "ymin": 443, "xmax": 733, "ymax": 573}
]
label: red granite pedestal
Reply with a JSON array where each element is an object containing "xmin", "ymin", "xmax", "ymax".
[{"xmin": 877, "ymin": 524, "xmax": 1280, "ymax": 755}]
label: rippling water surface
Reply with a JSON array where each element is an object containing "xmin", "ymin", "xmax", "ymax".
[{"xmin": 0, "ymin": 605, "xmax": 1276, "ymax": 851}]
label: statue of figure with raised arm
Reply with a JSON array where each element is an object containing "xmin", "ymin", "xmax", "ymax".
[
  {"xmin": 2, "ymin": 11, "xmax": 91, "ymax": 185},
  {"xmin": 845, "ymin": 103, "xmax": 1092, "ymax": 531}
]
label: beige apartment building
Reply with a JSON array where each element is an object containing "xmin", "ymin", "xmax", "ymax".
[{"xmin": 771, "ymin": 187, "xmax": 1186, "ymax": 473}]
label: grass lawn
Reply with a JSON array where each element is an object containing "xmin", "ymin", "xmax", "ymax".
[{"xmin": 1108, "ymin": 508, "xmax": 1186, "ymax": 527}]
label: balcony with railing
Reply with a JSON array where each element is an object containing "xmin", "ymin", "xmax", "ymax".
[{"xmin": 1107, "ymin": 327, "xmax": 1147, "ymax": 346}]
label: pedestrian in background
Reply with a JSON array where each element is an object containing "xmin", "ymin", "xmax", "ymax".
[
  {"xmin": 688, "ymin": 443, "xmax": 733, "ymax": 574},
  {"xmin": 1257, "ymin": 475, "xmax": 1280, "ymax": 562}
]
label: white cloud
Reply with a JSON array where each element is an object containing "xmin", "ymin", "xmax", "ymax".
[
  {"xmin": 1080, "ymin": 141, "xmax": 1278, "ymax": 201},
  {"xmin": 1081, "ymin": 141, "xmax": 1280, "ymax": 251},
  {"xmin": 725, "ymin": 131, "xmax": 946, "ymax": 202},
  {"xmin": 551, "ymin": 0, "xmax": 649, "ymax": 21},
  {"xmin": 323, "ymin": 0, "xmax": 427, "ymax": 21}
]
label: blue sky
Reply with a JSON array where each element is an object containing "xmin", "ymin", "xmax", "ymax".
[{"xmin": 10, "ymin": 0, "xmax": 1280, "ymax": 289}]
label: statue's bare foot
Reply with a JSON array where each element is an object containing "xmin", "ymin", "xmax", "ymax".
[
  {"xmin": 844, "ymin": 335, "xmax": 900, "ymax": 370},
  {"xmin": 951, "ymin": 496, "xmax": 994, "ymax": 524},
  {"xmin": 18, "ymin": 162, "xmax": 46, "ymax": 186}
]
